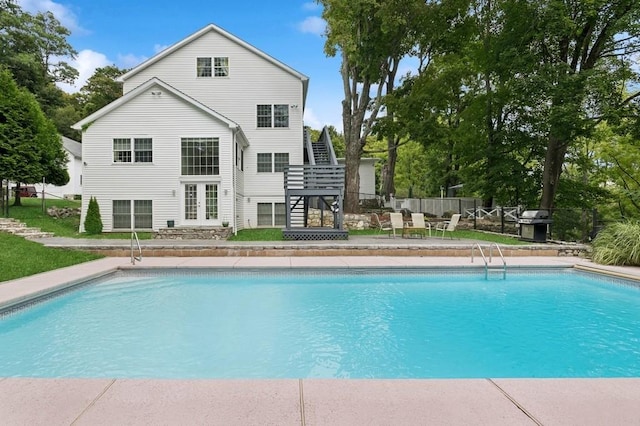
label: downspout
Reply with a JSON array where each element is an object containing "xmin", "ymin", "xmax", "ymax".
[{"xmin": 232, "ymin": 128, "xmax": 237, "ymax": 236}]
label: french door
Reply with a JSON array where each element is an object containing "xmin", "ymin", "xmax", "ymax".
[{"xmin": 182, "ymin": 183, "xmax": 219, "ymax": 226}]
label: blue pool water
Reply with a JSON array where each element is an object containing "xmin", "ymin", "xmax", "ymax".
[{"xmin": 1, "ymin": 268, "xmax": 640, "ymax": 379}]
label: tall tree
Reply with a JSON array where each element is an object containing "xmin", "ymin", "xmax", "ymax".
[
  {"xmin": 0, "ymin": 68, "xmax": 68, "ymax": 206},
  {"xmin": 78, "ymin": 65, "xmax": 126, "ymax": 116},
  {"xmin": 319, "ymin": 0, "xmax": 422, "ymax": 212}
]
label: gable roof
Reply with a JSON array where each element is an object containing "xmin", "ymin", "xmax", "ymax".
[
  {"xmin": 61, "ymin": 136, "xmax": 82, "ymax": 159},
  {"xmin": 71, "ymin": 77, "xmax": 249, "ymax": 146},
  {"xmin": 118, "ymin": 23, "xmax": 309, "ymax": 107}
]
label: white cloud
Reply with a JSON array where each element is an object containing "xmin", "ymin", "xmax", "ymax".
[
  {"xmin": 303, "ymin": 107, "xmax": 322, "ymax": 130},
  {"xmin": 304, "ymin": 106, "xmax": 342, "ymax": 132},
  {"xmin": 56, "ymin": 49, "xmax": 111, "ymax": 93},
  {"xmin": 16, "ymin": 0, "xmax": 86, "ymax": 34},
  {"xmin": 297, "ymin": 16, "xmax": 326, "ymax": 36},
  {"xmin": 302, "ymin": 2, "xmax": 321, "ymax": 11},
  {"xmin": 154, "ymin": 44, "xmax": 170, "ymax": 54},
  {"xmin": 117, "ymin": 53, "xmax": 147, "ymax": 69}
]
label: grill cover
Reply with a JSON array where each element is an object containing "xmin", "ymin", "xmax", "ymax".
[{"xmin": 519, "ymin": 210, "xmax": 552, "ymax": 224}]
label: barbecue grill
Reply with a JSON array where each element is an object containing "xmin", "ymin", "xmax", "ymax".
[{"xmin": 518, "ymin": 210, "xmax": 552, "ymax": 242}]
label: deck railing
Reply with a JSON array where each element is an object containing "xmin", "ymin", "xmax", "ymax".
[{"xmin": 284, "ymin": 165, "xmax": 345, "ymax": 190}]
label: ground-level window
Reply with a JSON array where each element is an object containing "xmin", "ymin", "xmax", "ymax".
[
  {"xmin": 257, "ymin": 202, "xmax": 286, "ymax": 226},
  {"xmin": 112, "ymin": 200, "xmax": 153, "ymax": 230}
]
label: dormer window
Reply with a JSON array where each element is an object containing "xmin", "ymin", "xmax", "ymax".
[{"xmin": 197, "ymin": 57, "xmax": 229, "ymax": 77}]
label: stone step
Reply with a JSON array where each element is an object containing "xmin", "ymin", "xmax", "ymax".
[{"xmin": 0, "ymin": 218, "xmax": 53, "ymax": 238}]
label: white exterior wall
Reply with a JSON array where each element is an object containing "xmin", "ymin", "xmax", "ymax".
[
  {"xmin": 122, "ymin": 29, "xmax": 305, "ymax": 227},
  {"xmin": 79, "ymin": 84, "xmax": 234, "ymax": 232},
  {"xmin": 36, "ymin": 150, "xmax": 82, "ymax": 199}
]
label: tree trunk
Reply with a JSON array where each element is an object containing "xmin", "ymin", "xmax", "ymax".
[
  {"xmin": 12, "ymin": 184, "xmax": 22, "ymax": 207},
  {"xmin": 540, "ymin": 134, "xmax": 568, "ymax": 210},
  {"xmin": 383, "ymin": 136, "xmax": 399, "ymax": 200}
]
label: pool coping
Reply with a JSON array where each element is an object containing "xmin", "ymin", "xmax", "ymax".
[{"xmin": 2, "ymin": 256, "xmax": 640, "ymax": 424}]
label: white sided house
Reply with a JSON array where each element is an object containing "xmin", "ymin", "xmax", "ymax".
[
  {"xmin": 35, "ymin": 136, "xmax": 82, "ymax": 200},
  {"xmin": 73, "ymin": 24, "xmax": 309, "ymax": 233}
]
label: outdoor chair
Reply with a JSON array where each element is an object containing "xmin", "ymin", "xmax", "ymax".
[
  {"xmin": 404, "ymin": 213, "xmax": 431, "ymax": 238},
  {"xmin": 372, "ymin": 212, "xmax": 392, "ymax": 235},
  {"xmin": 435, "ymin": 213, "xmax": 461, "ymax": 238},
  {"xmin": 389, "ymin": 212, "xmax": 404, "ymax": 238}
]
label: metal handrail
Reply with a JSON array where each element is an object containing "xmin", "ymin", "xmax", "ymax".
[
  {"xmin": 471, "ymin": 243, "xmax": 506, "ymax": 279},
  {"xmin": 131, "ymin": 231, "xmax": 142, "ymax": 265}
]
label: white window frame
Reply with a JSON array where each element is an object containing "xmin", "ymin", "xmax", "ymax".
[
  {"xmin": 113, "ymin": 138, "xmax": 153, "ymax": 164},
  {"xmin": 257, "ymin": 104, "xmax": 289, "ymax": 128}
]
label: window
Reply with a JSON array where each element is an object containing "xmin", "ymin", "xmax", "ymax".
[
  {"xmin": 112, "ymin": 200, "xmax": 131, "ymax": 229},
  {"xmin": 214, "ymin": 57, "xmax": 229, "ymax": 76},
  {"xmin": 181, "ymin": 137, "xmax": 219, "ymax": 175},
  {"xmin": 197, "ymin": 57, "xmax": 228, "ymax": 77},
  {"xmin": 274, "ymin": 203, "xmax": 286, "ymax": 226},
  {"xmin": 113, "ymin": 138, "xmax": 153, "ymax": 163},
  {"xmin": 134, "ymin": 200, "xmax": 153, "ymax": 229},
  {"xmin": 274, "ymin": 105, "xmax": 289, "ymax": 128},
  {"xmin": 113, "ymin": 138, "xmax": 131, "ymax": 163},
  {"xmin": 257, "ymin": 105, "xmax": 272, "ymax": 128},
  {"xmin": 257, "ymin": 202, "xmax": 286, "ymax": 226},
  {"xmin": 197, "ymin": 57, "xmax": 212, "ymax": 77},
  {"xmin": 274, "ymin": 153, "xmax": 289, "ymax": 172},
  {"xmin": 257, "ymin": 104, "xmax": 289, "ymax": 128},
  {"xmin": 257, "ymin": 153, "xmax": 272, "ymax": 173},
  {"xmin": 113, "ymin": 200, "xmax": 153, "ymax": 230},
  {"xmin": 257, "ymin": 203, "xmax": 272, "ymax": 226},
  {"xmin": 258, "ymin": 152, "xmax": 289, "ymax": 173},
  {"xmin": 134, "ymin": 138, "xmax": 153, "ymax": 163}
]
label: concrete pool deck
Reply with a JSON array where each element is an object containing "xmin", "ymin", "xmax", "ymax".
[{"xmin": 1, "ymin": 255, "xmax": 640, "ymax": 424}]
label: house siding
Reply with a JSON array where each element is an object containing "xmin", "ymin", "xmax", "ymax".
[
  {"xmin": 122, "ymin": 29, "xmax": 304, "ymax": 227},
  {"xmin": 79, "ymin": 84, "xmax": 234, "ymax": 232}
]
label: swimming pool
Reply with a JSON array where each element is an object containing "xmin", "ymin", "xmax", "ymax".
[{"xmin": 1, "ymin": 268, "xmax": 639, "ymax": 379}]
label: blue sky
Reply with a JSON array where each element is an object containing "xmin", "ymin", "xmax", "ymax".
[{"xmin": 17, "ymin": 0, "xmax": 344, "ymax": 129}]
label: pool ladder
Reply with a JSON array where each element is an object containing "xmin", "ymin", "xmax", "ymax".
[
  {"xmin": 471, "ymin": 243, "xmax": 506, "ymax": 279},
  {"xmin": 131, "ymin": 231, "xmax": 142, "ymax": 265}
]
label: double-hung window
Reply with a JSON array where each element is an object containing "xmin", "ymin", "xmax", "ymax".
[
  {"xmin": 113, "ymin": 138, "xmax": 153, "ymax": 163},
  {"xmin": 257, "ymin": 153, "xmax": 289, "ymax": 173},
  {"xmin": 197, "ymin": 56, "xmax": 228, "ymax": 77},
  {"xmin": 257, "ymin": 104, "xmax": 289, "ymax": 128},
  {"xmin": 112, "ymin": 200, "xmax": 153, "ymax": 230},
  {"xmin": 257, "ymin": 202, "xmax": 286, "ymax": 226}
]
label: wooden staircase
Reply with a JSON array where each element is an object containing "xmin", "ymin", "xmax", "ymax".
[{"xmin": 0, "ymin": 218, "xmax": 54, "ymax": 239}]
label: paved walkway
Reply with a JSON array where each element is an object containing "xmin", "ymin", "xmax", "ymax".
[{"xmin": 1, "ymin": 253, "xmax": 640, "ymax": 424}]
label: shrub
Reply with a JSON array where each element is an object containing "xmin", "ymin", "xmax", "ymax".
[
  {"xmin": 591, "ymin": 221, "xmax": 640, "ymax": 266},
  {"xmin": 84, "ymin": 196, "xmax": 103, "ymax": 234}
]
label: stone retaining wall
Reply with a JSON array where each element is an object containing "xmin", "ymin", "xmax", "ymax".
[{"xmin": 154, "ymin": 227, "xmax": 233, "ymax": 240}]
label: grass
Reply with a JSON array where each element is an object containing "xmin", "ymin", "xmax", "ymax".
[
  {"xmin": 592, "ymin": 221, "xmax": 640, "ymax": 265},
  {"xmin": 230, "ymin": 227, "xmax": 527, "ymax": 245},
  {"xmin": 0, "ymin": 232, "xmax": 102, "ymax": 282},
  {"xmin": 5, "ymin": 197, "xmax": 152, "ymax": 239}
]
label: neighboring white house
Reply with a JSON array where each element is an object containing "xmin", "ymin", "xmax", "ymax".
[
  {"xmin": 72, "ymin": 24, "xmax": 308, "ymax": 232},
  {"xmin": 337, "ymin": 158, "xmax": 378, "ymax": 200},
  {"xmin": 34, "ymin": 136, "xmax": 82, "ymax": 199}
]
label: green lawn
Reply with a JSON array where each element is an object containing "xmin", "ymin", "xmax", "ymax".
[
  {"xmin": 231, "ymin": 227, "xmax": 526, "ymax": 245},
  {"xmin": 5, "ymin": 197, "xmax": 151, "ymax": 239},
  {"xmin": 0, "ymin": 232, "xmax": 102, "ymax": 282}
]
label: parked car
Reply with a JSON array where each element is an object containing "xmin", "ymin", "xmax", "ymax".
[{"xmin": 12, "ymin": 186, "xmax": 38, "ymax": 198}]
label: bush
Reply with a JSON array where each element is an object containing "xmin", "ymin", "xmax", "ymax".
[
  {"xmin": 84, "ymin": 196, "xmax": 103, "ymax": 234},
  {"xmin": 591, "ymin": 222, "xmax": 640, "ymax": 265}
]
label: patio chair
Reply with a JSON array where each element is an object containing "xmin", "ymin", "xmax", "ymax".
[
  {"xmin": 435, "ymin": 213, "xmax": 461, "ymax": 239},
  {"xmin": 372, "ymin": 212, "xmax": 392, "ymax": 235},
  {"xmin": 389, "ymin": 212, "xmax": 404, "ymax": 238},
  {"xmin": 404, "ymin": 213, "xmax": 431, "ymax": 238}
]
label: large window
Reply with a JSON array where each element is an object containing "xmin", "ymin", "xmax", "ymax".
[
  {"xmin": 257, "ymin": 104, "xmax": 289, "ymax": 128},
  {"xmin": 257, "ymin": 202, "xmax": 286, "ymax": 226},
  {"xmin": 181, "ymin": 137, "xmax": 219, "ymax": 175},
  {"xmin": 113, "ymin": 200, "xmax": 153, "ymax": 230},
  {"xmin": 113, "ymin": 138, "xmax": 153, "ymax": 163},
  {"xmin": 197, "ymin": 56, "xmax": 228, "ymax": 77}
]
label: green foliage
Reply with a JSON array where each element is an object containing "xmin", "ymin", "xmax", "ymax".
[
  {"xmin": 592, "ymin": 222, "xmax": 640, "ymax": 266},
  {"xmin": 0, "ymin": 68, "xmax": 68, "ymax": 189},
  {"xmin": 0, "ymin": 232, "xmax": 102, "ymax": 282},
  {"xmin": 84, "ymin": 196, "xmax": 103, "ymax": 234}
]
